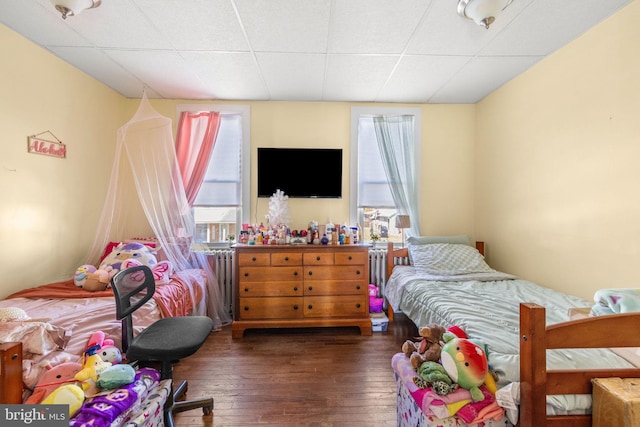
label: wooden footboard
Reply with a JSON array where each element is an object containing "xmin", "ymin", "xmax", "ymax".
[{"xmin": 519, "ymin": 302, "xmax": 640, "ymax": 427}]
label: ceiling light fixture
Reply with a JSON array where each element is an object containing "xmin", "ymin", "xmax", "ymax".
[
  {"xmin": 457, "ymin": 0, "xmax": 513, "ymax": 29},
  {"xmin": 51, "ymin": 0, "xmax": 101, "ymax": 19}
]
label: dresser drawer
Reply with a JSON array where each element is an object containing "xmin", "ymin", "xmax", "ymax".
[
  {"xmin": 303, "ymin": 252, "xmax": 334, "ymax": 265},
  {"xmin": 271, "ymin": 252, "xmax": 302, "ymax": 266},
  {"xmin": 304, "ymin": 265, "xmax": 365, "ymax": 281},
  {"xmin": 304, "ymin": 296, "xmax": 368, "ymax": 317},
  {"xmin": 239, "ymin": 297, "xmax": 304, "ymax": 319},
  {"xmin": 239, "ymin": 266, "xmax": 302, "ymax": 282},
  {"xmin": 335, "ymin": 251, "xmax": 367, "ymax": 265},
  {"xmin": 304, "ymin": 280, "xmax": 365, "ymax": 296},
  {"xmin": 239, "ymin": 282, "xmax": 302, "ymax": 297},
  {"xmin": 238, "ymin": 252, "xmax": 271, "ymax": 266}
]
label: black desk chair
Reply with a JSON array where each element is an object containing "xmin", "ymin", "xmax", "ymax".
[{"xmin": 111, "ymin": 265, "xmax": 214, "ymax": 427}]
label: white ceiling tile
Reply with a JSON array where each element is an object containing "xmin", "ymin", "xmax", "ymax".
[
  {"xmin": 60, "ymin": 0, "xmax": 173, "ymax": 49},
  {"xmin": 329, "ymin": 0, "xmax": 432, "ymax": 54},
  {"xmin": 135, "ymin": 0, "xmax": 248, "ymax": 51},
  {"xmin": 323, "ymin": 54, "xmax": 399, "ymax": 101},
  {"xmin": 182, "ymin": 51, "xmax": 269, "ymax": 100},
  {"xmin": 256, "ymin": 53, "xmax": 326, "ymax": 101},
  {"xmin": 481, "ymin": 0, "xmax": 632, "ymax": 56},
  {"xmin": 235, "ymin": 0, "xmax": 331, "ymax": 53},
  {"xmin": 430, "ymin": 55, "xmax": 543, "ymax": 104},
  {"xmin": 104, "ymin": 49, "xmax": 213, "ymax": 99},
  {"xmin": 48, "ymin": 46, "xmax": 148, "ymax": 97},
  {"xmin": 376, "ymin": 55, "xmax": 471, "ymax": 103}
]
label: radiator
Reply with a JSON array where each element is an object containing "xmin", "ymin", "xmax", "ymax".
[
  {"xmin": 207, "ymin": 249, "xmax": 235, "ymax": 317},
  {"xmin": 368, "ymin": 247, "xmax": 387, "ymax": 288}
]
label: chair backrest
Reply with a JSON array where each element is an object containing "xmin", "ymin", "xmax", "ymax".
[{"xmin": 110, "ymin": 265, "xmax": 155, "ymax": 353}]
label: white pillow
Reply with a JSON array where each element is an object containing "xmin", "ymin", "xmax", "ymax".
[{"xmin": 409, "ymin": 243, "xmax": 495, "ymax": 276}]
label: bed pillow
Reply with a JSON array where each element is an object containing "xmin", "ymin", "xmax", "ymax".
[
  {"xmin": 409, "ymin": 243, "xmax": 495, "ymax": 276},
  {"xmin": 406, "ymin": 235, "xmax": 470, "ymax": 264},
  {"xmin": 406, "ymin": 234, "xmax": 470, "ymax": 246}
]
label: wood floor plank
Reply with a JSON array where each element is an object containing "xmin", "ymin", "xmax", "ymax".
[{"xmin": 172, "ymin": 314, "xmax": 416, "ymax": 426}]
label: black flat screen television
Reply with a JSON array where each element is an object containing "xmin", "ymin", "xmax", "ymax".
[{"xmin": 257, "ymin": 148, "xmax": 343, "ymax": 198}]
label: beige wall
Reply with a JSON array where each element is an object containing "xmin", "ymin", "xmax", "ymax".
[
  {"xmin": 0, "ymin": 25, "xmax": 127, "ymax": 298},
  {"xmin": 475, "ymin": 0, "xmax": 640, "ymax": 299}
]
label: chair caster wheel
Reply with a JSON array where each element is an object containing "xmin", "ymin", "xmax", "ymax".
[{"xmin": 203, "ymin": 406, "xmax": 213, "ymax": 415}]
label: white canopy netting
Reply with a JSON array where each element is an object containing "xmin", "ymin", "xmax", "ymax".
[{"xmin": 82, "ymin": 94, "xmax": 231, "ymax": 330}]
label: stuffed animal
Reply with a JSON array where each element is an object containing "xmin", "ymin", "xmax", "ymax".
[
  {"xmin": 120, "ymin": 258, "xmax": 174, "ymax": 285},
  {"xmin": 99, "ymin": 343, "xmax": 123, "ymax": 364},
  {"xmin": 413, "ymin": 361, "xmax": 458, "ymax": 395},
  {"xmin": 41, "ymin": 383, "xmax": 85, "ymax": 417},
  {"xmin": 440, "ymin": 332, "xmax": 489, "ymax": 402},
  {"xmin": 99, "ymin": 242, "xmax": 158, "ymax": 275},
  {"xmin": 75, "ymin": 353, "xmax": 112, "ymax": 396},
  {"xmin": 73, "ymin": 265, "xmax": 97, "ymax": 287},
  {"xmin": 97, "ymin": 364, "xmax": 136, "ymax": 390},
  {"xmin": 402, "ymin": 323, "xmax": 447, "ymax": 369},
  {"xmin": 25, "ymin": 361, "xmax": 82, "ymax": 404},
  {"xmin": 73, "ymin": 242, "xmax": 161, "ymax": 292},
  {"xmin": 85, "ymin": 330, "xmax": 122, "ymax": 364}
]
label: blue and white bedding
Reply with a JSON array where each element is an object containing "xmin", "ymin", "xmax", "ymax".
[
  {"xmin": 385, "ymin": 242, "xmax": 636, "ymax": 416},
  {"xmin": 592, "ymin": 288, "xmax": 640, "ymax": 315}
]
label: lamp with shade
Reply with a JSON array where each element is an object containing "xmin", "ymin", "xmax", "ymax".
[{"xmin": 394, "ymin": 215, "xmax": 410, "ymax": 248}]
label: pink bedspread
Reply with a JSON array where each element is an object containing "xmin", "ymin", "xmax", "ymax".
[{"xmin": 5, "ymin": 274, "xmax": 199, "ymax": 318}]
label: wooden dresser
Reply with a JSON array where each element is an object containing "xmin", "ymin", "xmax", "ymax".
[{"xmin": 232, "ymin": 244, "xmax": 372, "ymax": 338}]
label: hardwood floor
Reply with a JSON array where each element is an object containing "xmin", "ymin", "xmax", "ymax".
[{"xmin": 173, "ymin": 314, "xmax": 417, "ymax": 427}]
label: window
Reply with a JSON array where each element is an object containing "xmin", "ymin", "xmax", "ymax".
[
  {"xmin": 178, "ymin": 105, "xmax": 250, "ymax": 245},
  {"xmin": 350, "ymin": 107, "xmax": 421, "ymax": 243}
]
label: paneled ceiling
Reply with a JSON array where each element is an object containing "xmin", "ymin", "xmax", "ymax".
[{"xmin": 0, "ymin": 0, "xmax": 631, "ymax": 103}]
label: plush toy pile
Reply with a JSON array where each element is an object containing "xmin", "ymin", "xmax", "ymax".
[
  {"xmin": 74, "ymin": 242, "xmax": 174, "ymax": 291},
  {"xmin": 401, "ymin": 323, "xmax": 497, "ymax": 401},
  {"xmin": 25, "ymin": 330, "xmax": 132, "ymax": 419}
]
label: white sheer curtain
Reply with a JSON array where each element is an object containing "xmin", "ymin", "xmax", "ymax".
[
  {"xmin": 82, "ymin": 94, "xmax": 231, "ymax": 329},
  {"xmin": 372, "ymin": 115, "xmax": 421, "ymax": 237}
]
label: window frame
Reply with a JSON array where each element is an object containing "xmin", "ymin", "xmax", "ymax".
[
  {"xmin": 176, "ymin": 104, "xmax": 251, "ymax": 243},
  {"xmin": 349, "ymin": 106, "xmax": 422, "ymax": 241}
]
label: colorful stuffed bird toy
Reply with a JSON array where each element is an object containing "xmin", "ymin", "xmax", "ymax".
[{"xmin": 440, "ymin": 332, "xmax": 489, "ymax": 402}]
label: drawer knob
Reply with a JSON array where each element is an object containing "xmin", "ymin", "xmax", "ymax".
[
  {"xmin": 244, "ymin": 272, "xmax": 249, "ymax": 277},
  {"xmin": 308, "ymin": 304, "xmax": 313, "ymax": 310},
  {"xmin": 356, "ymin": 303, "xmax": 361, "ymax": 308},
  {"xmin": 356, "ymin": 285, "xmax": 361, "ymax": 290},
  {"xmin": 308, "ymin": 286, "xmax": 313, "ymax": 291},
  {"xmin": 285, "ymin": 256, "xmax": 289, "ymax": 261},
  {"xmin": 348, "ymin": 255, "xmax": 353, "ymax": 260},
  {"xmin": 244, "ymin": 287, "xmax": 249, "ymax": 292},
  {"xmin": 252, "ymin": 257, "xmax": 257, "ymax": 261},
  {"xmin": 308, "ymin": 271, "xmax": 313, "ymax": 276},
  {"xmin": 243, "ymin": 306, "xmax": 249, "ymax": 311},
  {"xmin": 294, "ymin": 271, "xmax": 298, "ymax": 276},
  {"xmin": 293, "ymin": 286, "xmax": 298, "ymax": 291},
  {"xmin": 293, "ymin": 304, "xmax": 299, "ymax": 310},
  {"xmin": 356, "ymin": 270, "xmax": 361, "ymax": 275},
  {"xmin": 316, "ymin": 256, "xmax": 321, "ymax": 261}
]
